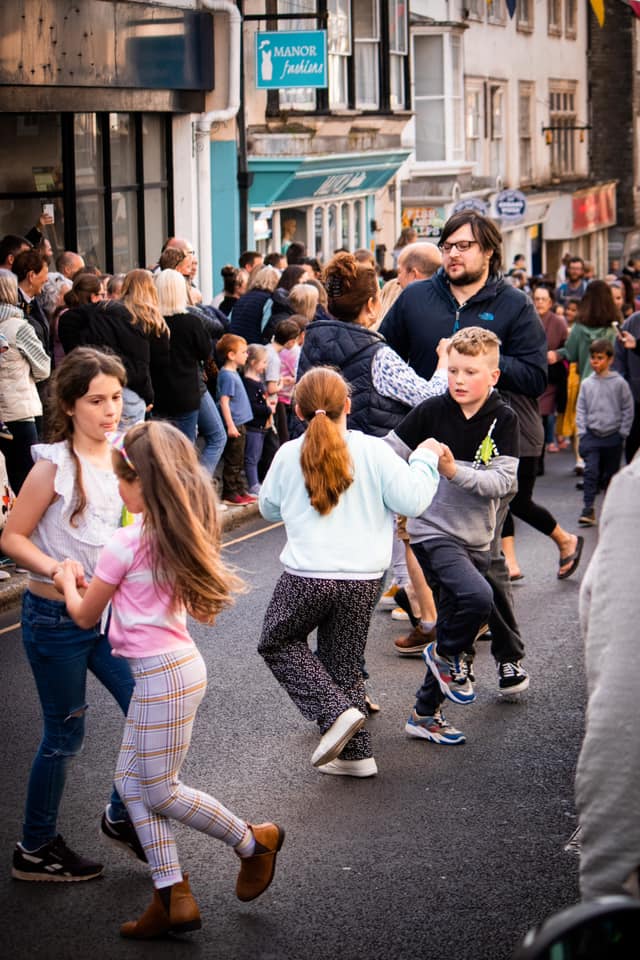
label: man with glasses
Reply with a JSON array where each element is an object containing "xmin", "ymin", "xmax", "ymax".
[{"xmin": 381, "ymin": 210, "xmax": 549, "ymax": 696}]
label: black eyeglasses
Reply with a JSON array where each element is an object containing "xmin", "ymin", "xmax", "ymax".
[{"xmin": 438, "ymin": 240, "xmax": 479, "ymax": 254}]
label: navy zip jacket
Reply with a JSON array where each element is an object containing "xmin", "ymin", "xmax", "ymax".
[{"xmin": 380, "ymin": 268, "xmax": 547, "ymax": 400}]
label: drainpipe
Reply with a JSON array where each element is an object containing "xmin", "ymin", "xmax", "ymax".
[{"xmin": 194, "ymin": 1, "xmax": 242, "ymax": 300}]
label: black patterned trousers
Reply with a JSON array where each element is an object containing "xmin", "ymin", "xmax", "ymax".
[{"xmin": 258, "ymin": 572, "xmax": 382, "ymax": 761}]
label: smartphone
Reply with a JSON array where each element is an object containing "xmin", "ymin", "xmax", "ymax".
[
  {"xmin": 612, "ymin": 321, "xmax": 626, "ymax": 341},
  {"xmin": 41, "ymin": 200, "xmax": 55, "ymax": 222}
]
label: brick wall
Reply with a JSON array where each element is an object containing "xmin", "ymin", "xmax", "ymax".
[{"xmin": 589, "ymin": 2, "xmax": 638, "ymax": 227}]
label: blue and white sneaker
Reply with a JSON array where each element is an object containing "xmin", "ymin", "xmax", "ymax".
[
  {"xmin": 423, "ymin": 642, "xmax": 476, "ymax": 705},
  {"xmin": 405, "ymin": 708, "xmax": 466, "ymax": 745}
]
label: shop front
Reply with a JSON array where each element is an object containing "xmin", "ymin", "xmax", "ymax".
[
  {"xmin": 0, "ymin": 0, "xmax": 214, "ymax": 273},
  {"xmin": 542, "ymin": 181, "xmax": 617, "ymax": 278},
  {"xmin": 248, "ymin": 151, "xmax": 410, "ymax": 263}
]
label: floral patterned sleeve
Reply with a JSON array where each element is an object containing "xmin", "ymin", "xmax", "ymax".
[{"xmin": 372, "ymin": 346, "xmax": 448, "ymax": 407}]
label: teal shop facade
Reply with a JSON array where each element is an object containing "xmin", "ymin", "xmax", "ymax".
[{"xmin": 247, "ymin": 150, "xmax": 410, "ymax": 262}]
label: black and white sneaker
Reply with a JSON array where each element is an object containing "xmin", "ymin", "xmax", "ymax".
[
  {"xmin": 12, "ymin": 835, "xmax": 103, "ymax": 882},
  {"xmin": 100, "ymin": 807, "xmax": 147, "ymax": 863},
  {"xmin": 498, "ymin": 661, "xmax": 529, "ymax": 694}
]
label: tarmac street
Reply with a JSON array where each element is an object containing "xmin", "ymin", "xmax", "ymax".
[{"xmin": 0, "ymin": 450, "xmax": 597, "ymax": 960}]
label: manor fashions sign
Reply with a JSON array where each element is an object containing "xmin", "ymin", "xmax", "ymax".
[{"xmin": 256, "ymin": 30, "xmax": 328, "ymax": 89}]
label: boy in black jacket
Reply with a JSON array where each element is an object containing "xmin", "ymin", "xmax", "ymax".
[{"xmin": 386, "ymin": 328, "xmax": 522, "ymax": 745}]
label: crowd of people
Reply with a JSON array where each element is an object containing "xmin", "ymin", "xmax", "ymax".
[{"xmin": 0, "ymin": 210, "xmax": 639, "ymax": 936}]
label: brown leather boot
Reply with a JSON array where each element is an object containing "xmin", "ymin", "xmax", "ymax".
[
  {"xmin": 120, "ymin": 874, "xmax": 202, "ymax": 939},
  {"xmin": 393, "ymin": 623, "xmax": 436, "ymax": 657},
  {"xmin": 236, "ymin": 823, "xmax": 285, "ymax": 902}
]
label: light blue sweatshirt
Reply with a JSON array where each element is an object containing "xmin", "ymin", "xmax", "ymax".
[{"xmin": 259, "ymin": 430, "xmax": 440, "ymax": 578}]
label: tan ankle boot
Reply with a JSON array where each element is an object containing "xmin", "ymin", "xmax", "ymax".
[
  {"xmin": 236, "ymin": 823, "xmax": 285, "ymax": 902},
  {"xmin": 120, "ymin": 874, "xmax": 201, "ymax": 939}
]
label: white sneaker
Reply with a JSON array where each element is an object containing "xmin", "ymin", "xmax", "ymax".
[
  {"xmin": 378, "ymin": 585, "xmax": 399, "ymax": 609},
  {"xmin": 317, "ymin": 757, "xmax": 378, "ymax": 778},
  {"xmin": 311, "ymin": 707, "xmax": 366, "ymax": 768},
  {"xmin": 390, "ymin": 607, "xmax": 410, "ymax": 622}
]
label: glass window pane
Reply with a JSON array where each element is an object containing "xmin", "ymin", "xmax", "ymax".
[
  {"xmin": 75, "ymin": 114, "xmax": 103, "ymax": 190},
  {"xmin": 109, "ymin": 113, "xmax": 136, "ymax": 186},
  {"xmin": 328, "ymin": 0, "xmax": 351, "ymax": 53},
  {"xmin": 0, "ymin": 197, "xmax": 64, "ymax": 255},
  {"xmin": 142, "ymin": 115, "xmax": 166, "ymax": 183},
  {"xmin": 354, "ymin": 0, "xmax": 378, "ymax": 38},
  {"xmin": 389, "ymin": 0, "xmax": 408, "ymax": 53},
  {"xmin": 0, "ymin": 114, "xmax": 62, "ymax": 193},
  {"xmin": 451, "ymin": 36, "xmax": 462, "ymax": 99},
  {"xmin": 355, "ymin": 43, "xmax": 379, "ymax": 108},
  {"xmin": 416, "ymin": 100, "xmax": 445, "ymax": 162},
  {"xmin": 76, "ymin": 194, "xmax": 106, "ymax": 270},
  {"xmin": 329, "ymin": 54, "xmax": 348, "ymax": 108},
  {"xmin": 354, "ymin": 200, "xmax": 362, "ymax": 249},
  {"xmin": 390, "ymin": 54, "xmax": 405, "ymax": 110},
  {"xmin": 112, "ymin": 190, "xmax": 138, "ymax": 272},
  {"xmin": 341, "ymin": 203, "xmax": 349, "ymax": 246},
  {"xmin": 144, "ymin": 188, "xmax": 167, "ymax": 269},
  {"xmin": 314, "ymin": 206, "xmax": 323, "ymax": 259},
  {"xmin": 414, "ymin": 36, "xmax": 443, "ymax": 97}
]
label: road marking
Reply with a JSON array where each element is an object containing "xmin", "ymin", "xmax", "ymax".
[
  {"xmin": 223, "ymin": 522, "xmax": 283, "ymax": 548},
  {"xmin": 0, "ymin": 523, "xmax": 283, "ymax": 634}
]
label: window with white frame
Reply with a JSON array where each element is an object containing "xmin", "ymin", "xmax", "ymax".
[
  {"xmin": 465, "ymin": 82, "xmax": 484, "ymax": 167},
  {"xmin": 548, "ymin": 0, "xmax": 562, "ymax": 35},
  {"xmin": 489, "ymin": 82, "xmax": 506, "ymax": 177},
  {"xmin": 516, "ymin": 0, "xmax": 534, "ymax": 31},
  {"xmin": 519, "ymin": 82, "xmax": 534, "ymax": 182},
  {"xmin": 413, "ymin": 32, "xmax": 465, "ymax": 163},
  {"xmin": 278, "ymin": 0, "xmax": 316, "ymax": 111},
  {"xmin": 488, "ymin": 0, "xmax": 506, "ymax": 24},
  {"xmin": 389, "ymin": 0, "xmax": 408, "ymax": 110},
  {"xmin": 328, "ymin": 0, "xmax": 351, "ymax": 109},
  {"xmin": 549, "ymin": 81, "xmax": 577, "ymax": 176},
  {"xmin": 565, "ymin": 0, "xmax": 577, "ymax": 37},
  {"xmin": 353, "ymin": 0, "xmax": 380, "ymax": 110}
]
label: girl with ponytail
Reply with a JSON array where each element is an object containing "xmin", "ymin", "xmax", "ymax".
[{"xmin": 257, "ymin": 366, "xmax": 442, "ymax": 778}]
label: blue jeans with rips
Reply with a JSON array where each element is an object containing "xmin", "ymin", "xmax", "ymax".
[{"xmin": 20, "ymin": 590, "xmax": 135, "ymax": 850}]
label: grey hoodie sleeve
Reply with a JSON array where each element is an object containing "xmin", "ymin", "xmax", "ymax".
[{"xmin": 448, "ymin": 456, "xmax": 518, "ymax": 500}]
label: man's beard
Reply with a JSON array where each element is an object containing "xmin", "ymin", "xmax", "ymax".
[{"xmin": 446, "ymin": 263, "xmax": 487, "ymax": 287}]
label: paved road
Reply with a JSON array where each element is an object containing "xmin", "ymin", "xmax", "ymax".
[{"xmin": 0, "ymin": 449, "xmax": 597, "ymax": 960}]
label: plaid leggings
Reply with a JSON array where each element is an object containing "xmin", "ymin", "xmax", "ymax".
[{"xmin": 114, "ymin": 647, "xmax": 248, "ymax": 888}]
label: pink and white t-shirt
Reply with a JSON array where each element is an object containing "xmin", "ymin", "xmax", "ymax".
[{"xmin": 95, "ymin": 523, "xmax": 195, "ymax": 659}]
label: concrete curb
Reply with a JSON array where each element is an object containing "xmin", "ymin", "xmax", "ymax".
[{"xmin": 0, "ymin": 501, "xmax": 262, "ymax": 615}]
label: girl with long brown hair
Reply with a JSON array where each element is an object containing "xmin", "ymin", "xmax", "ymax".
[
  {"xmin": 257, "ymin": 367, "xmax": 442, "ymax": 778},
  {"xmin": 59, "ymin": 419, "xmax": 284, "ymax": 939},
  {"xmin": 1, "ymin": 348, "xmax": 141, "ymax": 884}
]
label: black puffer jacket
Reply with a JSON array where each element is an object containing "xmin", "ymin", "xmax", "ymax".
[{"xmin": 297, "ymin": 318, "xmax": 409, "ymax": 437}]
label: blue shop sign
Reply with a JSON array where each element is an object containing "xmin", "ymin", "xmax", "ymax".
[
  {"xmin": 256, "ymin": 30, "xmax": 327, "ymax": 89},
  {"xmin": 495, "ymin": 190, "xmax": 527, "ymax": 220}
]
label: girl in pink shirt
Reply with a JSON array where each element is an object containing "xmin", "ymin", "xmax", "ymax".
[{"xmin": 60, "ymin": 420, "xmax": 284, "ymax": 940}]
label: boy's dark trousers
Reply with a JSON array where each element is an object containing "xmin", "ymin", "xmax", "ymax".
[
  {"xmin": 411, "ymin": 538, "xmax": 493, "ymax": 717},
  {"xmin": 222, "ymin": 424, "xmax": 247, "ymax": 497},
  {"xmin": 579, "ymin": 430, "xmax": 623, "ymax": 509}
]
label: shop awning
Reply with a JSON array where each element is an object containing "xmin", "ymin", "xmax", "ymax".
[{"xmin": 249, "ymin": 150, "xmax": 410, "ymax": 209}]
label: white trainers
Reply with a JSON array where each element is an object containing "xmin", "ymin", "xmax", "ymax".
[
  {"xmin": 311, "ymin": 707, "xmax": 366, "ymax": 768},
  {"xmin": 378, "ymin": 585, "xmax": 399, "ymax": 609},
  {"xmin": 390, "ymin": 607, "xmax": 410, "ymax": 621},
  {"xmin": 317, "ymin": 757, "xmax": 378, "ymax": 778}
]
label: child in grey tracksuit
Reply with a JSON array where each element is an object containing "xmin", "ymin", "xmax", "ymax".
[{"xmin": 576, "ymin": 338, "xmax": 634, "ymax": 527}]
